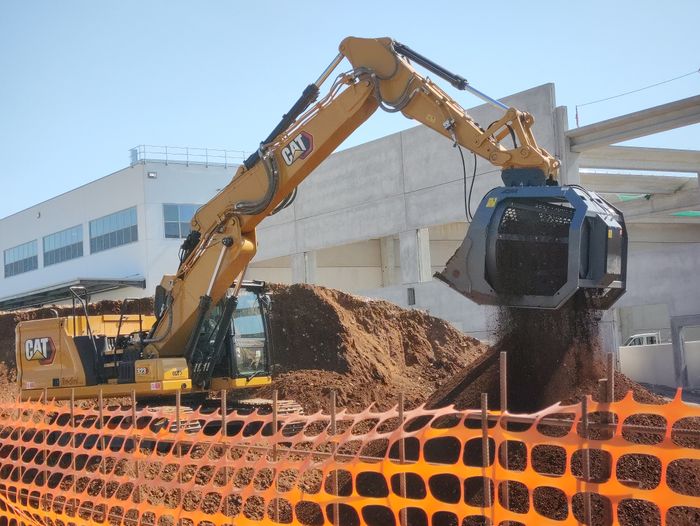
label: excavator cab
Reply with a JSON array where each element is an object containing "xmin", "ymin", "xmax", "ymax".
[
  {"xmin": 189, "ymin": 281, "xmax": 273, "ymax": 388},
  {"xmin": 437, "ymin": 171, "xmax": 628, "ymax": 309}
]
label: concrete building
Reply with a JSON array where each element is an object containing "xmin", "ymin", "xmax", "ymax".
[{"xmin": 1, "ymin": 85, "xmax": 699, "ymax": 383}]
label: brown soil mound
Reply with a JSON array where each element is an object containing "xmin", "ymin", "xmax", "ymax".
[{"xmin": 256, "ymin": 284, "xmax": 488, "ymax": 412}]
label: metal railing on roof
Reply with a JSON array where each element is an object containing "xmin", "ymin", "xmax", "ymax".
[{"xmin": 129, "ymin": 145, "xmax": 248, "ymax": 168}]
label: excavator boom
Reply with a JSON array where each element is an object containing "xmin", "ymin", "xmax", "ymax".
[{"xmin": 147, "ymin": 37, "xmax": 574, "ymax": 367}]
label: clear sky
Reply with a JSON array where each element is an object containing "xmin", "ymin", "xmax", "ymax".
[{"xmin": 1, "ymin": 1, "xmax": 698, "ymax": 219}]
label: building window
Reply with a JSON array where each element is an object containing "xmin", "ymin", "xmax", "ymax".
[
  {"xmin": 90, "ymin": 206, "xmax": 138, "ymax": 253},
  {"xmin": 4, "ymin": 240, "xmax": 38, "ymax": 277},
  {"xmin": 163, "ymin": 203, "xmax": 199, "ymax": 239},
  {"xmin": 43, "ymin": 225, "xmax": 83, "ymax": 266}
]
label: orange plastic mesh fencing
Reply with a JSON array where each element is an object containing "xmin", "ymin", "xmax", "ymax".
[{"xmin": 0, "ymin": 391, "xmax": 697, "ymax": 526}]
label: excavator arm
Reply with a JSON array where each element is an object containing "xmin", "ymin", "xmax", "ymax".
[{"xmin": 145, "ymin": 37, "xmax": 625, "ymax": 383}]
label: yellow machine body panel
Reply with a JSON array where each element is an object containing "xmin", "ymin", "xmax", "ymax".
[
  {"xmin": 134, "ymin": 358, "xmax": 189, "ymax": 383},
  {"xmin": 15, "ymin": 315, "xmax": 196, "ymax": 400}
]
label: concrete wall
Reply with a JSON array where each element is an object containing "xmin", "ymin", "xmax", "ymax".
[
  {"xmin": 618, "ymin": 223, "xmax": 700, "ymax": 320},
  {"xmin": 619, "ymin": 341, "xmax": 700, "ymax": 388}
]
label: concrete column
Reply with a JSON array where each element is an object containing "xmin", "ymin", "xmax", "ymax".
[
  {"xmin": 399, "ymin": 228, "xmax": 431, "ymax": 284},
  {"xmin": 379, "ymin": 236, "xmax": 396, "ymax": 287},
  {"xmin": 554, "ymin": 105, "xmax": 581, "ymax": 185},
  {"xmin": 291, "ymin": 251, "xmax": 317, "ymax": 284}
]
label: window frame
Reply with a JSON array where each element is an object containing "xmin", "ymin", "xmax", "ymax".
[
  {"xmin": 4, "ymin": 240, "xmax": 39, "ymax": 278},
  {"xmin": 163, "ymin": 203, "xmax": 199, "ymax": 239},
  {"xmin": 43, "ymin": 224, "xmax": 84, "ymax": 267},
  {"xmin": 89, "ymin": 206, "xmax": 138, "ymax": 254}
]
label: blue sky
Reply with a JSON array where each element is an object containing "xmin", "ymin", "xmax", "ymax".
[{"xmin": 1, "ymin": 1, "xmax": 698, "ymax": 218}]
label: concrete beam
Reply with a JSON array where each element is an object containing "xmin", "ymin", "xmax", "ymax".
[
  {"xmin": 580, "ymin": 172, "xmax": 695, "ymax": 195},
  {"xmin": 579, "ymin": 145, "xmax": 700, "ymax": 173},
  {"xmin": 618, "ymin": 186, "xmax": 700, "ymax": 220},
  {"xmin": 567, "ymin": 95, "xmax": 700, "ymax": 152}
]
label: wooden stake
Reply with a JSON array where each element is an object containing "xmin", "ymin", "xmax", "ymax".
[
  {"xmin": 273, "ymin": 389, "xmax": 279, "ymax": 523},
  {"xmin": 606, "ymin": 352, "xmax": 615, "ymax": 403},
  {"xmin": 398, "ymin": 393, "xmax": 407, "ymax": 526},
  {"xmin": 582, "ymin": 397, "xmax": 592, "ymax": 526},
  {"xmin": 98, "ymin": 389, "xmax": 106, "ymax": 501},
  {"xmin": 132, "ymin": 390, "xmax": 142, "ymax": 506},
  {"xmin": 499, "ymin": 352, "xmax": 509, "ymax": 511},
  {"xmin": 43, "ymin": 388, "xmax": 49, "ymax": 487},
  {"xmin": 330, "ymin": 391, "xmax": 339, "ymax": 526},
  {"xmin": 481, "ymin": 393, "xmax": 492, "ymax": 511},
  {"xmin": 176, "ymin": 390, "xmax": 182, "ymax": 485}
]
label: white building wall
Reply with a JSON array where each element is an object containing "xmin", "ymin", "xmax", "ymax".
[{"xmin": 0, "ymin": 162, "xmax": 234, "ymax": 302}]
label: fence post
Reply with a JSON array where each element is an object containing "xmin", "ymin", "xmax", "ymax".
[
  {"xmin": 398, "ymin": 393, "xmax": 407, "ymax": 526},
  {"xmin": 481, "ymin": 393, "xmax": 492, "ymax": 516},
  {"xmin": 330, "ymin": 391, "xmax": 338, "ymax": 526},
  {"xmin": 131, "ymin": 390, "xmax": 142, "ymax": 509},
  {"xmin": 99, "ymin": 389, "xmax": 106, "ymax": 502},
  {"xmin": 70, "ymin": 389, "xmax": 76, "ymax": 481},
  {"xmin": 582, "ymin": 396, "xmax": 592, "ymax": 526},
  {"xmin": 16, "ymin": 393, "xmax": 24, "ymax": 503},
  {"xmin": 606, "ymin": 352, "xmax": 615, "ymax": 404},
  {"xmin": 176, "ymin": 390, "xmax": 182, "ymax": 485},
  {"xmin": 43, "ymin": 388, "xmax": 49, "ymax": 488},
  {"xmin": 273, "ymin": 390, "xmax": 279, "ymax": 523},
  {"xmin": 499, "ymin": 352, "xmax": 509, "ymax": 512},
  {"xmin": 220, "ymin": 389, "xmax": 228, "ymax": 519}
]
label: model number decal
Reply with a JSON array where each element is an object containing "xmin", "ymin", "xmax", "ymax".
[
  {"xmin": 281, "ymin": 131, "xmax": 313, "ymax": 166},
  {"xmin": 136, "ymin": 367, "xmax": 149, "ymax": 376}
]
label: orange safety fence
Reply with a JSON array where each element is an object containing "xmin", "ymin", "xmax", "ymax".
[{"xmin": 0, "ymin": 391, "xmax": 697, "ymax": 526}]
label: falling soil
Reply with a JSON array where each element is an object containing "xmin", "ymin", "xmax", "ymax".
[{"xmin": 427, "ymin": 292, "xmax": 665, "ymax": 413}]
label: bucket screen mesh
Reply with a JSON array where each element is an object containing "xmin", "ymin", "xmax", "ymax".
[{"xmin": 492, "ymin": 200, "xmax": 573, "ymax": 296}]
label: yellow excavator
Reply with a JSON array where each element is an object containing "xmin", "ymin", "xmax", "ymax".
[{"xmin": 15, "ymin": 36, "xmax": 627, "ymax": 402}]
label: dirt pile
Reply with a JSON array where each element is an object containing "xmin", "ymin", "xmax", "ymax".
[{"xmin": 256, "ymin": 284, "xmax": 488, "ymax": 412}]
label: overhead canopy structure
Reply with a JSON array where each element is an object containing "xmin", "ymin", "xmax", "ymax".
[
  {"xmin": 0, "ymin": 277, "xmax": 146, "ymax": 311},
  {"xmin": 565, "ymin": 95, "xmax": 700, "ymax": 224}
]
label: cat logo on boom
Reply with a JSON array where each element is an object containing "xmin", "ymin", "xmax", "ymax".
[
  {"xmin": 281, "ymin": 132, "xmax": 313, "ymax": 166},
  {"xmin": 24, "ymin": 337, "xmax": 56, "ymax": 365}
]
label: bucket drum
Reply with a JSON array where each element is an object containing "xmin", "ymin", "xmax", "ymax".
[{"xmin": 437, "ymin": 186, "xmax": 627, "ymax": 309}]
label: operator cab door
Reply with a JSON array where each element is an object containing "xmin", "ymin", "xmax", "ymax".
[{"xmin": 232, "ymin": 289, "xmax": 270, "ymax": 377}]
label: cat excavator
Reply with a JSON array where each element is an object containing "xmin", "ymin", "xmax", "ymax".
[{"xmin": 16, "ymin": 36, "xmax": 627, "ymax": 402}]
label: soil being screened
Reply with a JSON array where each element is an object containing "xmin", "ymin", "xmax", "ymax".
[{"xmin": 257, "ymin": 284, "xmax": 487, "ymax": 412}]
